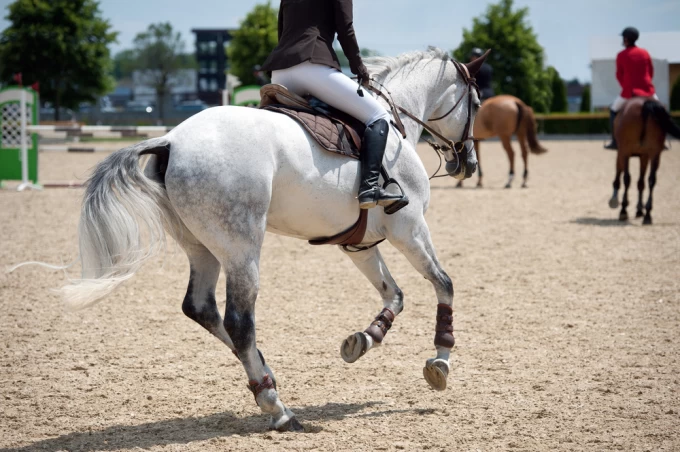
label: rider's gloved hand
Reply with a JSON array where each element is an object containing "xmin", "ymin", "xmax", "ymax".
[{"xmin": 356, "ymin": 63, "xmax": 371, "ymax": 86}]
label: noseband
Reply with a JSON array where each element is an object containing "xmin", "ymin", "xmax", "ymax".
[
  {"xmin": 364, "ymin": 59, "xmax": 479, "ymax": 179},
  {"xmin": 429, "ymin": 60, "xmax": 479, "ymax": 149}
]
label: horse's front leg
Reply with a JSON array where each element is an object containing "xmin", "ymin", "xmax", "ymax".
[
  {"xmin": 388, "ymin": 218, "xmax": 455, "ymax": 391},
  {"xmin": 339, "ymin": 245, "xmax": 404, "ymax": 363}
]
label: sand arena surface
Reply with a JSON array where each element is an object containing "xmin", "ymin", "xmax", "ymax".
[{"xmin": 1, "ymin": 140, "xmax": 679, "ymax": 451}]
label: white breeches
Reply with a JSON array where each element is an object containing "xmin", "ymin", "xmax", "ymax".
[
  {"xmin": 271, "ymin": 61, "xmax": 390, "ymax": 126},
  {"xmin": 611, "ymin": 93, "xmax": 658, "ymax": 112}
]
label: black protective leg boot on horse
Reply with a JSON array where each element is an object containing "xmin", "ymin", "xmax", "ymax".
[
  {"xmin": 358, "ymin": 118, "xmax": 406, "ymax": 209},
  {"xmin": 604, "ymin": 109, "xmax": 618, "ymax": 150}
]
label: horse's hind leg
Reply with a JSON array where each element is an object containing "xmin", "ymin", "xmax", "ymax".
[
  {"xmin": 620, "ymin": 156, "xmax": 631, "ymax": 221},
  {"xmin": 609, "ymin": 171, "xmax": 622, "ymax": 209},
  {"xmin": 644, "ymin": 154, "xmax": 660, "ymax": 225},
  {"xmin": 636, "ymin": 155, "xmax": 649, "ymax": 218},
  {"xmin": 179, "ymin": 240, "xmax": 280, "ymax": 396},
  {"xmin": 609, "ymin": 152, "xmax": 625, "ymax": 209},
  {"xmin": 516, "ymin": 130, "xmax": 529, "ymax": 188},
  {"xmin": 501, "ymin": 135, "xmax": 515, "ymax": 188},
  {"xmin": 339, "ymin": 246, "xmax": 404, "ymax": 363},
  {"xmin": 216, "ymin": 233, "xmax": 301, "ymax": 432},
  {"xmin": 181, "ymin": 241, "xmax": 234, "ymax": 349},
  {"xmin": 475, "ymin": 140, "xmax": 483, "ymax": 187},
  {"xmin": 388, "ymin": 217, "xmax": 455, "ymax": 391}
]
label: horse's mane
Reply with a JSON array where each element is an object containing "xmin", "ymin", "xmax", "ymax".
[{"xmin": 364, "ymin": 47, "xmax": 452, "ymax": 84}]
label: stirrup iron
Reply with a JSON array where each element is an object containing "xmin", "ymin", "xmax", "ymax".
[{"xmin": 379, "ymin": 166, "xmax": 409, "ymax": 215}]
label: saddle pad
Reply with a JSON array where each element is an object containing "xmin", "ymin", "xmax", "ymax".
[{"xmin": 262, "ymin": 105, "xmax": 361, "ymax": 159}]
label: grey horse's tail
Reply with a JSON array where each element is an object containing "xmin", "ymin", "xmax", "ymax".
[{"xmin": 60, "ymin": 137, "xmax": 180, "ymax": 310}]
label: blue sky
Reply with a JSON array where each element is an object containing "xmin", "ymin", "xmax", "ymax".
[{"xmin": 1, "ymin": 0, "xmax": 678, "ymax": 82}]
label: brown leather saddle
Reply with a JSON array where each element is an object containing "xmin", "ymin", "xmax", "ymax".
[
  {"xmin": 258, "ymin": 84, "xmax": 407, "ymax": 248},
  {"xmin": 260, "ymin": 84, "xmax": 365, "ymax": 158}
]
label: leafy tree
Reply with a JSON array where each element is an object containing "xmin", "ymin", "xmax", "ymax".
[
  {"xmin": 0, "ymin": 0, "xmax": 117, "ymax": 120},
  {"xmin": 227, "ymin": 2, "xmax": 278, "ymax": 86},
  {"xmin": 131, "ymin": 22, "xmax": 192, "ymax": 122},
  {"xmin": 670, "ymin": 76, "xmax": 680, "ymax": 111},
  {"xmin": 580, "ymin": 84, "xmax": 591, "ymax": 112},
  {"xmin": 113, "ymin": 49, "xmax": 195, "ymax": 81},
  {"xmin": 453, "ymin": 0, "xmax": 552, "ymax": 112},
  {"xmin": 112, "ymin": 49, "xmax": 137, "ymax": 80},
  {"xmin": 548, "ymin": 66, "xmax": 567, "ymax": 113}
]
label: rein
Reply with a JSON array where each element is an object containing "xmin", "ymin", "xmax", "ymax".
[{"xmin": 360, "ymin": 59, "xmax": 479, "ymax": 180}]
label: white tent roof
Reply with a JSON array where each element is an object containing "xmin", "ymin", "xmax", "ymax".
[{"xmin": 590, "ymin": 31, "xmax": 680, "ymax": 62}]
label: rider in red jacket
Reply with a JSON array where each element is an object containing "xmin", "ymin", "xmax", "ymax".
[{"xmin": 605, "ymin": 27, "xmax": 658, "ymax": 149}]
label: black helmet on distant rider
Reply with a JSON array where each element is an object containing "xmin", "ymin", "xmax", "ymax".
[{"xmin": 621, "ymin": 27, "xmax": 639, "ymax": 45}]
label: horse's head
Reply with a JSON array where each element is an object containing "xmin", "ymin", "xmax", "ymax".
[{"xmin": 426, "ymin": 50, "xmax": 490, "ymax": 180}]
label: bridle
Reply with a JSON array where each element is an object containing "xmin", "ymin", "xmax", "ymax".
[{"xmin": 361, "ymin": 59, "xmax": 480, "ymax": 179}]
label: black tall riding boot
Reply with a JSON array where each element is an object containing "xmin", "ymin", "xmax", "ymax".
[
  {"xmin": 604, "ymin": 109, "xmax": 618, "ymax": 150},
  {"xmin": 358, "ymin": 119, "xmax": 404, "ymax": 209}
]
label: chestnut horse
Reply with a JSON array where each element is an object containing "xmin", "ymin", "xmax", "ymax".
[
  {"xmin": 608, "ymin": 97, "xmax": 680, "ymax": 224},
  {"xmin": 457, "ymin": 95, "xmax": 547, "ymax": 188}
]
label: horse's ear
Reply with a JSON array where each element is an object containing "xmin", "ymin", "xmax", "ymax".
[{"xmin": 465, "ymin": 49, "xmax": 491, "ymax": 77}]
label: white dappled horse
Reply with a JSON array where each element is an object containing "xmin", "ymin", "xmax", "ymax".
[{"xmin": 42, "ymin": 48, "xmax": 486, "ymax": 431}]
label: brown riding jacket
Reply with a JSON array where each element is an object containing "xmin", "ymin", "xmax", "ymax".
[{"xmin": 261, "ymin": 0, "xmax": 364, "ymax": 75}]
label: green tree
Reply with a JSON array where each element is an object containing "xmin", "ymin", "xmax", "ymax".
[
  {"xmin": 227, "ymin": 2, "xmax": 278, "ymax": 86},
  {"xmin": 453, "ymin": 0, "xmax": 552, "ymax": 112},
  {"xmin": 0, "ymin": 0, "xmax": 117, "ymax": 120},
  {"xmin": 131, "ymin": 22, "xmax": 192, "ymax": 122},
  {"xmin": 112, "ymin": 49, "xmax": 137, "ymax": 80},
  {"xmin": 548, "ymin": 66, "xmax": 567, "ymax": 113},
  {"xmin": 670, "ymin": 76, "xmax": 680, "ymax": 111},
  {"xmin": 580, "ymin": 84, "xmax": 591, "ymax": 112},
  {"xmin": 113, "ymin": 48, "xmax": 195, "ymax": 81}
]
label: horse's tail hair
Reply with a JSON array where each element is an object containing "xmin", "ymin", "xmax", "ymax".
[
  {"xmin": 520, "ymin": 103, "xmax": 548, "ymax": 154},
  {"xmin": 642, "ymin": 100, "xmax": 680, "ymax": 141},
  {"xmin": 59, "ymin": 137, "xmax": 180, "ymax": 310}
]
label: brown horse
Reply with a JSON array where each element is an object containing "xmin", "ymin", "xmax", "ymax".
[
  {"xmin": 457, "ymin": 95, "xmax": 547, "ymax": 188},
  {"xmin": 608, "ymin": 97, "xmax": 680, "ymax": 224}
]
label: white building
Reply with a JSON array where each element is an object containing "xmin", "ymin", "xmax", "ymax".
[{"xmin": 589, "ymin": 31, "xmax": 680, "ymax": 111}]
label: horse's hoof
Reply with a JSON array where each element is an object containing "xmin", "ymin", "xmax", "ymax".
[
  {"xmin": 273, "ymin": 416, "xmax": 304, "ymax": 433},
  {"xmin": 340, "ymin": 332, "xmax": 368, "ymax": 363},
  {"xmin": 521, "ymin": 183, "xmax": 527, "ymax": 189},
  {"xmin": 423, "ymin": 358, "xmax": 449, "ymax": 391},
  {"xmin": 635, "ymin": 210, "xmax": 644, "ymax": 218},
  {"xmin": 619, "ymin": 211, "xmax": 628, "ymax": 222},
  {"xmin": 476, "ymin": 181, "xmax": 483, "ymax": 188},
  {"xmin": 643, "ymin": 216, "xmax": 652, "ymax": 225},
  {"xmin": 609, "ymin": 197, "xmax": 619, "ymax": 209},
  {"xmin": 456, "ymin": 181, "xmax": 463, "ymax": 188},
  {"xmin": 504, "ymin": 183, "xmax": 512, "ymax": 189}
]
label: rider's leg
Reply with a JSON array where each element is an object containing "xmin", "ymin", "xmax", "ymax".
[
  {"xmin": 605, "ymin": 96, "xmax": 626, "ymax": 150},
  {"xmin": 271, "ymin": 62, "xmax": 404, "ymax": 208}
]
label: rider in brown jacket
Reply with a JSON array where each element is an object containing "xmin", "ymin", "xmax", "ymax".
[{"xmin": 262, "ymin": 0, "xmax": 404, "ymax": 209}]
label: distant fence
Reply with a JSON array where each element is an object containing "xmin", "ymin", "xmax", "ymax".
[
  {"xmin": 30, "ymin": 125, "xmax": 172, "ymax": 152},
  {"xmin": 535, "ymin": 111, "xmax": 680, "ymax": 135}
]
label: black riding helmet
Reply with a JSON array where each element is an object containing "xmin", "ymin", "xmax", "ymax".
[
  {"xmin": 621, "ymin": 27, "xmax": 639, "ymax": 44},
  {"xmin": 469, "ymin": 47, "xmax": 484, "ymax": 59}
]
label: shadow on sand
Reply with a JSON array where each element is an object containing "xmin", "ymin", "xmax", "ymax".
[{"xmin": 3, "ymin": 401, "xmax": 435, "ymax": 451}]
